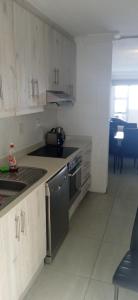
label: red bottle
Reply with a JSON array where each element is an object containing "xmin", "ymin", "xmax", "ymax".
[{"xmin": 8, "ymin": 143, "xmax": 18, "ymax": 172}]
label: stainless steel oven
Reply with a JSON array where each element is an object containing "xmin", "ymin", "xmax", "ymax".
[{"xmin": 68, "ymin": 155, "xmax": 81, "ymax": 207}]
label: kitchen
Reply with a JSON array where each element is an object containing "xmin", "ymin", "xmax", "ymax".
[
  {"xmin": 0, "ymin": 1, "xmax": 92, "ymax": 298},
  {"xmin": 0, "ymin": 0, "xmax": 138, "ymax": 300}
]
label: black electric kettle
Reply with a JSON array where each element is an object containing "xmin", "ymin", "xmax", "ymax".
[{"xmin": 46, "ymin": 127, "xmax": 65, "ymax": 146}]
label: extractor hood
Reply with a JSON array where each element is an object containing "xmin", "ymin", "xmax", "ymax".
[{"xmin": 46, "ymin": 90, "xmax": 74, "ymax": 105}]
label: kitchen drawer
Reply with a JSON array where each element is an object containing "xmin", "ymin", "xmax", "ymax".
[
  {"xmin": 82, "ymin": 144, "xmax": 91, "ymax": 155},
  {"xmin": 81, "ymin": 172, "xmax": 90, "ymax": 186},
  {"xmin": 81, "ymin": 160, "xmax": 90, "ymax": 169},
  {"xmin": 82, "ymin": 150, "xmax": 91, "ymax": 163},
  {"xmin": 81, "ymin": 161, "xmax": 90, "ymax": 185},
  {"xmin": 81, "ymin": 177, "xmax": 90, "ymax": 200}
]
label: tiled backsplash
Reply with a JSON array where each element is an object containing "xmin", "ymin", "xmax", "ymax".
[{"xmin": 0, "ymin": 109, "xmax": 57, "ymax": 159}]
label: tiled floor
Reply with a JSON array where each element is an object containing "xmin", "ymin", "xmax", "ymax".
[{"xmin": 24, "ymin": 166, "xmax": 138, "ymax": 300}]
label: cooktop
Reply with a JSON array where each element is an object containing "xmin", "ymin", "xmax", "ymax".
[{"xmin": 28, "ymin": 146, "xmax": 78, "ymax": 158}]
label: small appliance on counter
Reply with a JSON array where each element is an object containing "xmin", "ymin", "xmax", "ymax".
[{"xmin": 46, "ymin": 127, "xmax": 65, "ymax": 147}]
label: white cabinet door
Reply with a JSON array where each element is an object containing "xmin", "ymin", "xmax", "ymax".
[
  {"xmin": 0, "ymin": 0, "xmax": 17, "ymax": 116},
  {"xmin": 62, "ymin": 37, "xmax": 71, "ymax": 94},
  {"xmin": 47, "ymin": 27, "xmax": 57, "ymax": 90},
  {"xmin": 26, "ymin": 183, "xmax": 46, "ymax": 276},
  {"xmin": 14, "ymin": 2, "xmax": 32, "ymax": 112},
  {"xmin": 0, "ymin": 200, "xmax": 25, "ymax": 300},
  {"xmin": 69, "ymin": 40, "xmax": 76, "ymax": 99},
  {"xmin": 28, "ymin": 13, "xmax": 47, "ymax": 107},
  {"xmin": 14, "ymin": 2, "xmax": 46, "ymax": 114},
  {"xmin": 63, "ymin": 38, "xmax": 76, "ymax": 98},
  {"xmin": 0, "ymin": 184, "xmax": 46, "ymax": 300},
  {"xmin": 48, "ymin": 26, "xmax": 76, "ymax": 99},
  {"xmin": 0, "ymin": 215, "xmax": 12, "ymax": 300},
  {"xmin": 48, "ymin": 27, "xmax": 64, "ymax": 91}
]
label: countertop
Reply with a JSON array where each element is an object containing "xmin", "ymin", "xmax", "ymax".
[{"xmin": 0, "ymin": 135, "xmax": 91, "ymax": 218}]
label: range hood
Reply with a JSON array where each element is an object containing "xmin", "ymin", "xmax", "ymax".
[{"xmin": 46, "ymin": 90, "xmax": 74, "ymax": 105}]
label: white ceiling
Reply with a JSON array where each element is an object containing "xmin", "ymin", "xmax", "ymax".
[{"xmin": 28, "ymin": 0, "xmax": 138, "ymax": 36}]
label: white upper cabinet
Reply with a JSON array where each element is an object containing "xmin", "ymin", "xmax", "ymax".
[
  {"xmin": 14, "ymin": 2, "xmax": 47, "ymax": 114},
  {"xmin": 28, "ymin": 12, "xmax": 47, "ymax": 107},
  {"xmin": 0, "ymin": 1, "xmax": 76, "ymax": 118},
  {"xmin": 0, "ymin": 0, "xmax": 17, "ymax": 117},
  {"xmin": 69, "ymin": 40, "xmax": 76, "ymax": 99},
  {"xmin": 47, "ymin": 26, "xmax": 76, "ymax": 99},
  {"xmin": 63, "ymin": 37, "xmax": 76, "ymax": 98},
  {"xmin": 48, "ymin": 27, "xmax": 64, "ymax": 91}
]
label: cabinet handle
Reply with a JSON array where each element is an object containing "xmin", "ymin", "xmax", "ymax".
[
  {"xmin": 31, "ymin": 79, "xmax": 39, "ymax": 98},
  {"xmin": 31, "ymin": 79, "xmax": 35, "ymax": 97},
  {"xmin": 37, "ymin": 80, "xmax": 39, "ymax": 97},
  {"xmin": 54, "ymin": 69, "xmax": 56, "ymax": 85},
  {"xmin": 0, "ymin": 75, "xmax": 3, "ymax": 101},
  {"xmin": 15, "ymin": 216, "xmax": 20, "ymax": 242},
  {"xmin": 57, "ymin": 185, "xmax": 62, "ymax": 191},
  {"xmin": 57, "ymin": 69, "xmax": 59, "ymax": 85},
  {"xmin": 21, "ymin": 210, "xmax": 25, "ymax": 233},
  {"xmin": 64, "ymin": 175, "xmax": 67, "ymax": 181},
  {"xmin": 70, "ymin": 85, "xmax": 73, "ymax": 96}
]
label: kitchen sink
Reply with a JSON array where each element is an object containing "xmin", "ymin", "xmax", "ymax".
[
  {"xmin": 0, "ymin": 181, "xmax": 27, "ymax": 207},
  {"xmin": 0, "ymin": 180, "xmax": 27, "ymax": 194},
  {"xmin": 0, "ymin": 167, "xmax": 47, "ymax": 210}
]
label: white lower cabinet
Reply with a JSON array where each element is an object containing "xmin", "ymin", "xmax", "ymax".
[
  {"xmin": 0, "ymin": 213, "xmax": 12, "ymax": 300},
  {"xmin": 0, "ymin": 183, "xmax": 46, "ymax": 300}
]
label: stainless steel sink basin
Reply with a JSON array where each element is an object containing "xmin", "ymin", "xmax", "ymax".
[
  {"xmin": 0, "ymin": 180, "xmax": 27, "ymax": 194},
  {"xmin": 0, "ymin": 167, "xmax": 47, "ymax": 210},
  {"xmin": 0, "ymin": 181, "xmax": 27, "ymax": 207}
]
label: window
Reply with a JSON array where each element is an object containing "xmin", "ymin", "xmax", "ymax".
[{"xmin": 112, "ymin": 85, "xmax": 138, "ymax": 121}]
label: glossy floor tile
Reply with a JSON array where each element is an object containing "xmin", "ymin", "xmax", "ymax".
[
  {"xmin": 25, "ymin": 269, "xmax": 89, "ymax": 300},
  {"xmin": 119, "ymin": 288, "xmax": 138, "ymax": 300},
  {"xmin": 24, "ymin": 168, "xmax": 138, "ymax": 300},
  {"xmin": 84, "ymin": 280, "xmax": 138, "ymax": 300},
  {"xmin": 92, "ymin": 242, "xmax": 128, "ymax": 283},
  {"xmin": 70, "ymin": 210, "xmax": 109, "ymax": 240},
  {"xmin": 112, "ymin": 196, "xmax": 138, "ymax": 217},
  {"xmin": 104, "ymin": 212, "xmax": 135, "ymax": 246},
  {"xmin": 76, "ymin": 192, "xmax": 113, "ymax": 217},
  {"xmin": 84, "ymin": 280, "xmax": 114, "ymax": 300},
  {"xmin": 48, "ymin": 233, "xmax": 101, "ymax": 277}
]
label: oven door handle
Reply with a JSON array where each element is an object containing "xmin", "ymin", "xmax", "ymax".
[{"xmin": 68, "ymin": 166, "xmax": 81, "ymax": 177}]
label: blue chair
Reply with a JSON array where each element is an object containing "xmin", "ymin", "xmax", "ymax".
[
  {"xmin": 125, "ymin": 123, "xmax": 137, "ymax": 129},
  {"xmin": 113, "ymin": 208, "xmax": 138, "ymax": 299},
  {"xmin": 109, "ymin": 127, "xmax": 121, "ymax": 173},
  {"xmin": 120, "ymin": 128, "xmax": 138, "ymax": 172}
]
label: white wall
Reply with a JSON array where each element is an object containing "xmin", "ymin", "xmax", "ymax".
[
  {"xmin": 112, "ymin": 38, "xmax": 138, "ymax": 80},
  {"xmin": 57, "ymin": 34, "xmax": 113, "ymax": 193},
  {"xmin": 111, "ymin": 39, "xmax": 138, "ymax": 123},
  {"xmin": 127, "ymin": 110, "xmax": 138, "ymax": 124},
  {"xmin": 0, "ymin": 109, "xmax": 57, "ymax": 159}
]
